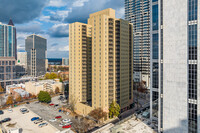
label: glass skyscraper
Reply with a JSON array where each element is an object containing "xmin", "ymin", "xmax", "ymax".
[
  {"xmin": 0, "ymin": 19, "xmax": 17, "ymax": 88},
  {"xmin": 125, "ymin": 0, "xmax": 150, "ymax": 87},
  {"xmin": 0, "ymin": 20, "xmax": 17, "ymax": 58},
  {"xmin": 25, "ymin": 34, "xmax": 47, "ymax": 77}
]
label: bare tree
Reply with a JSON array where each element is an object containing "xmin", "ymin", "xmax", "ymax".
[
  {"xmin": 68, "ymin": 95, "xmax": 78, "ymax": 112},
  {"xmin": 72, "ymin": 118, "xmax": 94, "ymax": 133},
  {"xmin": 88, "ymin": 108, "xmax": 107, "ymax": 124},
  {"xmin": 55, "ymin": 87, "xmax": 60, "ymax": 94},
  {"xmin": 0, "ymin": 95, "xmax": 5, "ymax": 107},
  {"xmin": 15, "ymin": 94, "xmax": 22, "ymax": 103}
]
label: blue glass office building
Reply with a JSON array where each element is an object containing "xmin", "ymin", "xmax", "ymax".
[
  {"xmin": 0, "ymin": 19, "xmax": 17, "ymax": 58},
  {"xmin": 0, "ymin": 19, "xmax": 17, "ymax": 88}
]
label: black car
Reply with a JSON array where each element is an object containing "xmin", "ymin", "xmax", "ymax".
[
  {"xmin": 54, "ymin": 104, "xmax": 59, "ymax": 107},
  {"xmin": 2, "ymin": 118, "xmax": 11, "ymax": 123},
  {"xmin": 0, "ymin": 110, "xmax": 4, "ymax": 115}
]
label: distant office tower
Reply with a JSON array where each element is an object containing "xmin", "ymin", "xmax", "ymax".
[
  {"xmin": 62, "ymin": 58, "xmax": 69, "ymax": 65},
  {"xmin": 0, "ymin": 19, "xmax": 17, "ymax": 88},
  {"xmin": 150, "ymin": 0, "xmax": 200, "ymax": 133},
  {"xmin": 25, "ymin": 34, "xmax": 47, "ymax": 77},
  {"xmin": 69, "ymin": 8, "xmax": 133, "ymax": 115},
  {"xmin": 17, "ymin": 52, "xmax": 27, "ymax": 68},
  {"xmin": 48, "ymin": 58, "xmax": 63, "ymax": 65},
  {"xmin": 125, "ymin": 0, "xmax": 150, "ymax": 87},
  {"xmin": 16, "ymin": 52, "xmax": 27, "ymax": 77}
]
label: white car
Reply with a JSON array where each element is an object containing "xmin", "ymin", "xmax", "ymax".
[
  {"xmin": 49, "ymin": 119, "xmax": 57, "ymax": 122},
  {"xmin": 38, "ymin": 122, "xmax": 48, "ymax": 128},
  {"xmin": 8, "ymin": 109, "xmax": 13, "ymax": 113},
  {"xmin": 59, "ymin": 123, "xmax": 67, "ymax": 127},
  {"xmin": 62, "ymin": 119, "xmax": 71, "ymax": 123},
  {"xmin": 66, "ymin": 112, "xmax": 70, "ymax": 115},
  {"xmin": 20, "ymin": 108, "xmax": 29, "ymax": 114}
]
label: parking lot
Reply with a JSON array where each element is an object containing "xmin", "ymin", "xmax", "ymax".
[
  {"xmin": 25, "ymin": 96, "xmax": 75, "ymax": 132},
  {"xmin": 0, "ymin": 106, "xmax": 59, "ymax": 133}
]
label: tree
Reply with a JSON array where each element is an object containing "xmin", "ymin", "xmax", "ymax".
[
  {"xmin": 31, "ymin": 94, "xmax": 37, "ymax": 99},
  {"xmin": 0, "ymin": 95, "xmax": 5, "ymax": 107},
  {"xmin": 49, "ymin": 72, "xmax": 57, "ymax": 79},
  {"xmin": 38, "ymin": 91, "xmax": 51, "ymax": 103},
  {"xmin": 59, "ymin": 78, "xmax": 63, "ymax": 82},
  {"xmin": 109, "ymin": 101, "xmax": 120, "ymax": 118},
  {"xmin": 44, "ymin": 73, "xmax": 50, "ymax": 79},
  {"xmin": 48, "ymin": 89, "xmax": 54, "ymax": 95},
  {"xmin": 73, "ymin": 119, "xmax": 93, "ymax": 133},
  {"xmin": 6, "ymin": 95, "xmax": 13, "ymax": 105},
  {"xmin": 55, "ymin": 87, "xmax": 60, "ymax": 94},
  {"xmin": 0, "ymin": 85, "xmax": 4, "ymax": 93},
  {"xmin": 15, "ymin": 94, "xmax": 22, "ymax": 103},
  {"xmin": 88, "ymin": 108, "xmax": 107, "ymax": 123},
  {"xmin": 68, "ymin": 95, "xmax": 78, "ymax": 112}
]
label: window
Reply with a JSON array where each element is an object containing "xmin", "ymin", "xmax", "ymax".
[
  {"xmin": 152, "ymin": 5, "xmax": 158, "ymax": 31},
  {"xmin": 188, "ymin": 0, "xmax": 198, "ymax": 21},
  {"xmin": 188, "ymin": 24, "xmax": 197, "ymax": 60}
]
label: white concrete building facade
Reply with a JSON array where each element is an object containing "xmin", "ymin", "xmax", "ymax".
[{"xmin": 150, "ymin": 0, "xmax": 199, "ymax": 133}]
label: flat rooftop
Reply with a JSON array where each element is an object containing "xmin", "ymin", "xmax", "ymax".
[{"xmin": 1, "ymin": 106, "xmax": 59, "ymax": 133}]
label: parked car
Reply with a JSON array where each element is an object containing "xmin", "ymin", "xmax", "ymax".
[
  {"xmin": 34, "ymin": 119, "xmax": 43, "ymax": 124},
  {"xmin": 54, "ymin": 104, "xmax": 59, "ymax": 107},
  {"xmin": 49, "ymin": 119, "xmax": 57, "ymax": 122},
  {"xmin": 55, "ymin": 116, "xmax": 62, "ymax": 119},
  {"xmin": 66, "ymin": 112, "xmax": 70, "ymax": 115},
  {"xmin": 8, "ymin": 109, "xmax": 13, "ymax": 113},
  {"xmin": 49, "ymin": 103, "xmax": 54, "ymax": 106},
  {"xmin": 31, "ymin": 117, "xmax": 39, "ymax": 121},
  {"xmin": 62, "ymin": 119, "xmax": 71, "ymax": 123},
  {"xmin": 38, "ymin": 122, "xmax": 48, "ymax": 128},
  {"xmin": 59, "ymin": 123, "xmax": 67, "ymax": 127},
  {"xmin": 35, "ymin": 101, "xmax": 40, "ymax": 104},
  {"xmin": 62, "ymin": 125, "xmax": 71, "ymax": 128},
  {"xmin": 26, "ymin": 102, "xmax": 30, "ymax": 104},
  {"xmin": 58, "ymin": 96, "xmax": 64, "ymax": 100},
  {"xmin": 0, "ymin": 110, "xmax": 4, "ymax": 115},
  {"xmin": 2, "ymin": 118, "xmax": 11, "ymax": 123},
  {"xmin": 20, "ymin": 108, "xmax": 29, "ymax": 114}
]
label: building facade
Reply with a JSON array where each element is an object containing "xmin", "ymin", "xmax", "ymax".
[
  {"xmin": 25, "ymin": 79, "xmax": 63, "ymax": 95},
  {"xmin": 62, "ymin": 58, "xmax": 69, "ymax": 65},
  {"xmin": 69, "ymin": 9, "xmax": 133, "ymax": 115},
  {"xmin": 25, "ymin": 34, "xmax": 47, "ymax": 77},
  {"xmin": 125, "ymin": 0, "xmax": 151, "ymax": 88},
  {"xmin": 150, "ymin": 0, "xmax": 200, "ymax": 132},
  {"xmin": 69, "ymin": 22, "xmax": 92, "ymax": 104},
  {"xmin": 17, "ymin": 52, "xmax": 27, "ymax": 68},
  {"xmin": 0, "ymin": 20, "xmax": 17, "ymax": 89}
]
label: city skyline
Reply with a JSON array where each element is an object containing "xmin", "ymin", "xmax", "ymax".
[{"xmin": 0, "ymin": 0, "xmax": 125, "ymax": 58}]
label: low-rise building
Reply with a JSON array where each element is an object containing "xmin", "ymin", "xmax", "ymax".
[
  {"xmin": 25, "ymin": 79, "xmax": 63, "ymax": 95},
  {"xmin": 13, "ymin": 89, "xmax": 29, "ymax": 98},
  {"xmin": 6, "ymin": 84, "xmax": 25, "ymax": 94}
]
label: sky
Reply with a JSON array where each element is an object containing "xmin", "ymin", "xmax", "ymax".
[{"xmin": 0, "ymin": 0, "xmax": 125, "ymax": 58}]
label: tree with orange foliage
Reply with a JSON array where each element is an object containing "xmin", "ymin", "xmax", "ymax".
[
  {"xmin": 0, "ymin": 85, "xmax": 4, "ymax": 93},
  {"xmin": 6, "ymin": 95, "xmax": 13, "ymax": 105}
]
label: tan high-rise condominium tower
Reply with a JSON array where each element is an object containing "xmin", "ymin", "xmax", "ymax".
[{"xmin": 69, "ymin": 8, "xmax": 133, "ymax": 115}]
